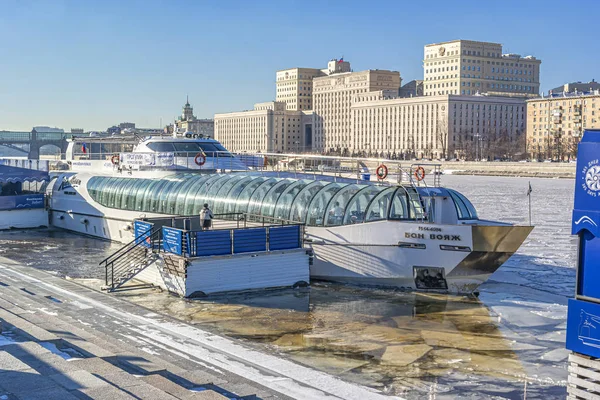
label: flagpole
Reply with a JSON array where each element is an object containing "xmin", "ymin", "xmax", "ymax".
[{"xmin": 528, "ymin": 181, "xmax": 532, "ymax": 226}]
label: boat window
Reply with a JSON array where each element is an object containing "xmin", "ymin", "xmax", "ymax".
[
  {"xmin": 87, "ymin": 177, "xmax": 100, "ymax": 199},
  {"xmin": 181, "ymin": 175, "xmax": 221, "ymax": 215},
  {"xmin": 199, "ymin": 175, "xmax": 236, "ymax": 213},
  {"xmin": 147, "ymin": 142, "xmax": 175, "ymax": 152},
  {"xmin": 141, "ymin": 179, "xmax": 165, "ymax": 212},
  {"xmin": 448, "ymin": 189, "xmax": 479, "ymax": 220},
  {"xmin": 88, "ymin": 175, "xmax": 435, "ymax": 226},
  {"xmin": 125, "ymin": 179, "xmax": 150, "ymax": 210},
  {"xmin": 389, "ymin": 188, "xmax": 413, "ymax": 220},
  {"xmin": 159, "ymin": 142, "xmax": 234, "ymax": 157},
  {"xmin": 260, "ymin": 179, "xmax": 295, "ymax": 217},
  {"xmin": 172, "ymin": 142, "xmax": 202, "ymax": 154},
  {"xmin": 176, "ymin": 175, "xmax": 211, "ymax": 215},
  {"xmin": 273, "ymin": 180, "xmax": 312, "ymax": 221},
  {"xmin": 325, "ymin": 184, "xmax": 364, "ymax": 226},
  {"xmin": 306, "ymin": 183, "xmax": 345, "ymax": 226},
  {"xmin": 364, "ymin": 187, "xmax": 396, "ymax": 223},
  {"xmin": 223, "ymin": 176, "xmax": 256, "ymax": 214},
  {"xmin": 155, "ymin": 179, "xmax": 182, "ymax": 214},
  {"xmin": 234, "ymin": 177, "xmax": 270, "ymax": 214},
  {"xmin": 212, "ymin": 175, "xmax": 247, "ymax": 214},
  {"xmin": 164, "ymin": 177, "xmax": 190, "ymax": 214},
  {"xmin": 247, "ymin": 178, "xmax": 281, "ymax": 216},
  {"xmin": 108, "ymin": 178, "xmax": 130, "ymax": 208},
  {"xmin": 289, "ymin": 181, "xmax": 327, "ymax": 223},
  {"xmin": 343, "ymin": 186, "xmax": 384, "ymax": 225},
  {"xmin": 99, "ymin": 177, "xmax": 118, "ymax": 206},
  {"xmin": 199, "ymin": 143, "xmax": 233, "ymax": 157},
  {"xmin": 119, "ymin": 179, "xmax": 139, "ymax": 209}
]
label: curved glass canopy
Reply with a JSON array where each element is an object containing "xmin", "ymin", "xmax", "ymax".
[{"xmin": 87, "ymin": 173, "xmax": 478, "ymax": 226}]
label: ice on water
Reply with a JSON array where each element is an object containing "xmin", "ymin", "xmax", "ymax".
[{"xmin": 0, "ymin": 175, "xmax": 576, "ymax": 399}]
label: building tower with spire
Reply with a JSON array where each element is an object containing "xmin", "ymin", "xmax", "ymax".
[
  {"xmin": 175, "ymin": 96, "xmax": 215, "ymax": 138},
  {"xmin": 182, "ymin": 96, "xmax": 194, "ymax": 121}
]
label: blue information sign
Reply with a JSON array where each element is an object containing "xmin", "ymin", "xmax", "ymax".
[
  {"xmin": 133, "ymin": 220, "xmax": 153, "ymax": 248},
  {"xmin": 567, "ymin": 129, "xmax": 600, "ymax": 359},
  {"xmin": 572, "ymin": 129, "xmax": 600, "ymax": 301},
  {"xmin": 0, "ymin": 194, "xmax": 44, "ymax": 211},
  {"xmin": 162, "ymin": 227, "xmax": 183, "ymax": 255},
  {"xmin": 567, "ymin": 298, "xmax": 600, "ymax": 358}
]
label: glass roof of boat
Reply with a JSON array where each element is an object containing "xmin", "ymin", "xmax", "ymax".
[{"xmin": 86, "ymin": 173, "xmax": 478, "ymax": 226}]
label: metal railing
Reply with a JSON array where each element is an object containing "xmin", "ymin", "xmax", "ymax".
[
  {"xmin": 51, "ymin": 149, "xmax": 443, "ymax": 187},
  {"xmin": 100, "ymin": 226, "xmax": 162, "ymax": 291},
  {"xmin": 230, "ymin": 151, "xmax": 443, "ymax": 188},
  {"xmin": 139, "ymin": 213, "xmax": 305, "ymax": 258},
  {"xmin": 185, "ymin": 224, "xmax": 305, "ymax": 258}
]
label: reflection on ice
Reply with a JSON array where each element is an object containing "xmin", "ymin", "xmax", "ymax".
[{"xmin": 117, "ymin": 282, "xmax": 565, "ymax": 398}]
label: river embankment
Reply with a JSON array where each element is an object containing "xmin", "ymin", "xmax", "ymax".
[{"xmin": 440, "ymin": 161, "xmax": 576, "ymax": 178}]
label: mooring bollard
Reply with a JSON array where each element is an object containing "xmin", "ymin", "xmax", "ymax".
[{"xmin": 566, "ymin": 129, "xmax": 600, "ymax": 397}]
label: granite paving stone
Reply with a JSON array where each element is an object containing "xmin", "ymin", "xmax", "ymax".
[
  {"xmin": 72, "ymin": 385, "xmax": 136, "ymax": 400},
  {"xmin": 0, "ymin": 350, "xmax": 32, "ymax": 372},
  {"xmin": 92, "ymin": 371, "xmax": 145, "ymax": 389},
  {"xmin": 17, "ymin": 386, "xmax": 81, "ymax": 400},
  {"xmin": 49, "ymin": 369, "xmax": 110, "ymax": 390},
  {"xmin": 69, "ymin": 357, "xmax": 124, "ymax": 376},
  {"xmin": 0, "ymin": 369, "xmax": 60, "ymax": 394},
  {"xmin": 123, "ymin": 382, "xmax": 180, "ymax": 399}
]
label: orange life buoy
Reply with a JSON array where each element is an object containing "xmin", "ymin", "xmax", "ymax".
[
  {"xmin": 376, "ymin": 164, "xmax": 388, "ymax": 180},
  {"xmin": 111, "ymin": 155, "xmax": 119, "ymax": 165},
  {"xmin": 414, "ymin": 166, "xmax": 426, "ymax": 181},
  {"xmin": 194, "ymin": 152, "xmax": 206, "ymax": 166}
]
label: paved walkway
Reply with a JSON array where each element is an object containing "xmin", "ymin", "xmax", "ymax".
[{"xmin": 0, "ymin": 257, "xmax": 397, "ymax": 400}]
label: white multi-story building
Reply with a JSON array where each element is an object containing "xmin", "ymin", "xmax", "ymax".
[
  {"xmin": 214, "ymin": 102, "xmax": 311, "ymax": 153},
  {"xmin": 275, "ymin": 60, "xmax": 351, "ymax": 112},
  {"xmin": 276, "ymin": 68, "xmax": 322, "ymax": 111},
  {"xmin": 526, "ymin": 90, "xmax": 600, "ymax": 160},
  {"xmin": 423, "ymin": 40, "xmax": 541, "ymax": 97},
  {"xmin": 351, "ymin": 92, "xmax": 526, "ymax": 159},
  {"xmin": 313, "ymin": 68, "xmax": 402, "ymax": 153}
]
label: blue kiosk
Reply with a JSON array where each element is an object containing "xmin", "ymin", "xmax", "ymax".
[{"xmin": 566, "ymin": 129, "xmax": 600, "ymax": 396}]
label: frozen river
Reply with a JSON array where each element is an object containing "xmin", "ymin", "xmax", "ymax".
[{"xmin": 0, "ymin": 175, "xmax": 576, "ymax": 399}]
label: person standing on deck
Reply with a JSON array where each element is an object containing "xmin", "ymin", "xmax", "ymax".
[
  {"xmin": 199, "ymin": 203, "xmax": 213, "ymax": 230},
  {"xmin": 328, "ymin": 202, "xmax": 344, "ymax": 225}
]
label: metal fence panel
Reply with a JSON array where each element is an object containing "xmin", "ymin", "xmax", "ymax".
[
  {"xmin": 233, "ymin": 228, "xmax": 267, "ymax": 254},
  {"xmin": 192, "ymin": 230, "xmax": 232, "ymax": 256},
  {"xmin": 269, "ymin": 225, "xmax": 301, "ymax": 250}
]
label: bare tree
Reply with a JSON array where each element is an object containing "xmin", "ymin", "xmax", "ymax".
[
  {"xmin": 511, "ymin": 130, "xmax": 527, "ymax": 161},
  {"xmin": 435, "ymin": 115, "xmax": 449, "ymax": 160}
]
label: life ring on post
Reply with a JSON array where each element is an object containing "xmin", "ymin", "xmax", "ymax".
[
  {"xmin": 194, "ymin": 152, "xmax": 206, "ymax": 166},
  {"xmin": 414, "ymin": 166, "xmax": 426, "ymax": 181},
  {"xmin": 111, "ymin": 155, "xmax": 119, "ymax": 165},
  {"xmin": 376, "ymin": 164, "xmax": 388, "ymax": 180}
]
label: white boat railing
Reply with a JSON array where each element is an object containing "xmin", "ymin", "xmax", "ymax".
[
  {"xmin": 50, "ymin": 150, "xmax": 443, "ymax": 188},
  {"xmin": 233, "ymin": 152, "xmax": 443, "ymax": 188}
]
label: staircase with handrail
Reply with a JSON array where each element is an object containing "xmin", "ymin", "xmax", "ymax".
[{"xmin": 100, "ymin": 227, "xmax": 162, "ymax": 292}]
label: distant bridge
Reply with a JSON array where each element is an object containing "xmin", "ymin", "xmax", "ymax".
[{"xmin": 0, "ymin": 130, "xmax": 69, "ymax": 159}]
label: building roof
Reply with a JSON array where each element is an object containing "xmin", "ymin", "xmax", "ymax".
[
  {"xmin": 425, "ymin": 39, "xmax": 502, "ymax": 47},
  {"xmin": 527, "ymin": 89, "xmax": 600, "ymax": 101}
]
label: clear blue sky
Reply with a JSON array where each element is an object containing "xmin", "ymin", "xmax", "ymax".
[{"xmin": 0, "ymin": 0, "xmax": 598, "ymax": 131}]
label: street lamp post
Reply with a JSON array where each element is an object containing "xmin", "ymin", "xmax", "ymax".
[{"xmin": 474, "ymin": 132, "xmax": 481, "ymax": 161}]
